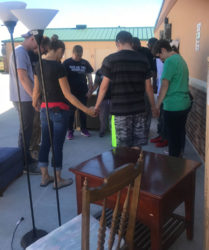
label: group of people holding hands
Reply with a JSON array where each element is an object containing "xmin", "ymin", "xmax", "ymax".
[{"xmin": 9, "ymin": 30, "xmax": 191, "ymax": 189}]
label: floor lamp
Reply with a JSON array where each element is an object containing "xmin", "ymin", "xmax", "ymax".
[
  {"xmin": 0, "ymin": 2, "xmax": 48, "ymax": 249},
  {"xmin": 12, "ymin": 8, "xmax": 62, "ymax": 228}
]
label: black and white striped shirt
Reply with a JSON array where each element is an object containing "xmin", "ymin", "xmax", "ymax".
[{"xmin": 101, "ymin": 50, "xmax": 151, "ymax": 116}]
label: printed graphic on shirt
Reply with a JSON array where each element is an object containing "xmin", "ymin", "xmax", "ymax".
[{"xmin": 69, "ymin": 65, "xmax": 86, "ymax": 74}]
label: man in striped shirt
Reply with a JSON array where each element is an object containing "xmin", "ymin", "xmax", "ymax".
[{"xmin": 95, "ymin": 31, "xmax": 157, "ymax": 148}]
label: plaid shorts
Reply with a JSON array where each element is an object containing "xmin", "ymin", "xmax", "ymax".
[{"xmin": 111, "ymin": 113, "xmax": 147, "ymax": 148}]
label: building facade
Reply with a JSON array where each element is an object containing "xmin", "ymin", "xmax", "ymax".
[{"xmin": 3, "ymin": 26, "xmax": 154, "ymax": 72}]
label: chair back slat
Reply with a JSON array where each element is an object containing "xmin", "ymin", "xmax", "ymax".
[
  {"xmin": 97, "ymin": 199, "xmax": 107, "ymax": 250},
  {"xmin": 108, "ymin": 191, "xmax": 121, "ymax": 250},
  {"xmin": 116, "ymin": 184, "xmax": 131, "ymax": 249},
  {"xmin": 125, "ymin": 172, "xmax": 142, "ymax": 249},
  {"xmin": 82, "ymin": 178, "xmax": 90, "ymax": 250}
]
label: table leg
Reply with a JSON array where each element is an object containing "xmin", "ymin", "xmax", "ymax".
[
  {"xmin": 75, "ymin": 175, "xmax": 83, "ymax": 214},
  {"xmin": 150, "ymin": 225, "xmax": 162, "ymax": 250},
  {"xmin": 185, "ymin": 172, "xmax": 196, "ymax": 240}
]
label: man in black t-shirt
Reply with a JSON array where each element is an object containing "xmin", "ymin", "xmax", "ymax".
[
  {"xmin": 132, "ymin": 37, "xmax": 156, "ymax": 144},
  {"xmin": 95, "ymin": 31, "xmax": 157, "ymax": 148},
  {"xmin": 63, "ymin": 45, "xmax": 94, "ymax": 139}
]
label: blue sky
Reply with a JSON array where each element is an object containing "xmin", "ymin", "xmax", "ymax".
[{"xmin": 0, "ymin": 0, "xmax": 163, "ymax": 44}]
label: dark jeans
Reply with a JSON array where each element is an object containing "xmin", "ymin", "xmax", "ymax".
[
  {"xmin": 164, "ymin": 108, "xmax": 189, "ymax": 157},
  {"xmin": 99, "ymin": 99, "xmax": 111, "ymax": 133},
  {"xmin": 30, "ymin": 110, "xmax": 41, "ymax": 152},
  {"xmin": 13, "ymin": 101, "xmax": 34, "ymax": 165},
  {"xmin": 157, "ymin": 104, "xmax": 167, "ymax": 140},
  {"xmin": 39, "ymin": 108, "xmax": 69, "ymax": 169},
  {"xmin": 144, "ymin": 93, "xmax": 152, "ymax": 142},
  {"xmin": 68, "ymin": 95, "xmax": 87, "ymax": 131}
]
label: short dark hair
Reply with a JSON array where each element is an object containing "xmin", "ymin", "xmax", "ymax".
[
  {"xmin": 148, "ymin": 37, "xmax": 158, "ymax": 49},
  {"xmin": 152, "ymin": 39, "xmax": 172, "ymax": 56},
  {"xmin": 73, "ymin": 45, "xmax": 83, "ymax": 56},
  {"xmin": 116, "ymin": 31, "xmax": 133, "ymax": 45},
  {"xmin": 132, "ymin": 37, "xmax": 141, "ymax": 51}
]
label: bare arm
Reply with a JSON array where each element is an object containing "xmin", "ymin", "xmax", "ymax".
[
  {"xmin": 17, "ymin": 69, "xmax": 33, "ymax": 97},
  {"xmin": 95, "ymin": 76, "xmax": 110, "ymax": 111},
  {"xmin": 145, "ymin": 78, "xmax": 157, "ymax": 116},
  {"xmin": 88, "ymin": 82, "xmax": 99, "ymax": 97},
  {"xmin": 156, "ymin": 79, "xmax": 169, "ymax": 109},
  {"xmin": 59, "ymin": 77, "xmax": 95, "ymax": 117},
  {"xmin": 87, "ymin": 73, "xmax": 93, "ymax": 92},
  {"xmin": 32, "ymin": 75, "xmax": 41, "ymax": 111}
]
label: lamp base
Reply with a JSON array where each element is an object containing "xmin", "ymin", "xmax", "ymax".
[{"xmin": 21, "ymin": 229, "xmax": 47, "ymax": 249}]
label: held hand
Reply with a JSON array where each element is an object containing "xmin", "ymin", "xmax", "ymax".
[
  {"xmin": 32, "ymin": 100, "xmax": 41, "ymax": 112},
  {"xmin": 87, "ymin": 106, "xmax": 97, "ymax": 117},
  {"xmin": 151, "ymin": 107, "xmax": 159, "ymax": 118},
  {"xmin": 94, "ymin": 106, "xmax": 100, "ymax": 116},
  {"xmin": 34, "ymin": 106, "xmax": 40, "ymax": 112}
]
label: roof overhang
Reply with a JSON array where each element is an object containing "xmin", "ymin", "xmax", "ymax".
[{"xmin": 154, "ymin": 0, "xmax": 177, "ymax": 32}]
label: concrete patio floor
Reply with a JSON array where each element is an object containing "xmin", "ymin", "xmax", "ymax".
[{"xmin": 0, "ymin": 73, "xmax": 204, "ymax": 250}]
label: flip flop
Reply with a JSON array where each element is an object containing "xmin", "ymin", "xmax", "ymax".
[
  {"xmin": 40, "ymin": 176, "xmax": 54, "ymax": 187},
  {"xmin": 53, "ymin": 178, "xmax": 73, "ymax": 190}
]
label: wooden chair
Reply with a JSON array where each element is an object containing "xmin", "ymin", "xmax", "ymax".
[
  {"xmin": 26, "ymin": 151, "xmax": 144, "ymax": 250},
  {"xmin": 82, "ymin": 151, "xmax": 144, "ymax": 250}
]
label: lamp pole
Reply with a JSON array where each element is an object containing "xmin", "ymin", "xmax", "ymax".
[
  {"xmin": 3, "ymin": 20, "xmax": 47, "ymax": 249},
  {"xmin": 7, "ymin": 6, "xmax": 60, "ymax": 247}
]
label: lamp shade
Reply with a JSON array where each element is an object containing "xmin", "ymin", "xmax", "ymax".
[
  {"xmin": 0, "ymin": 1, "xmax": 26, "ymax": 22},
  {"xmin": 11, "ymin": 9, "xmax": 58, "ymax": 30}
]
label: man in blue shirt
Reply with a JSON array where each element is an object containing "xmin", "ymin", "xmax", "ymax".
[{"xmin": 9, "ymin": 31, "xmax": 40, "ymax": 174}]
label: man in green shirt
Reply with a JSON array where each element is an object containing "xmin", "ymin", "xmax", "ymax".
[{"xmin": 153, "ymin": 40, "xmax": 191, "ymax": 157}]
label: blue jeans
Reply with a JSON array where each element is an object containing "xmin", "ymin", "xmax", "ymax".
[{"xmin": 39, "ymin": 108, "xmax": 69, "ymax": 170}]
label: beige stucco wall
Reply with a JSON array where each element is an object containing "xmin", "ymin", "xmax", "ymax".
[
  {"xmin": 155, "ymin": 0, "xmax": 209, "ymax": 82},
  {"xmin": 4, "ymin": 40, "xmax": 147, "ymax": 72}
]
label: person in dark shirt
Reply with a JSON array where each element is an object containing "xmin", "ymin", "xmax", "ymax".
[
  {"xmin": 147, "ymin": 37, "xmax": 158, "ymax": 93},
  {"xmin": 132, "ymin": 37, "xmax": 153, "ymax": 144},
  {"xmin": 33, "ymin": 36, "xmax": 95, "ymax": 189},
  {"xmin": 63, "ymin": 45, "xmax": 94, "ymax": 139},
  {"xmin": 132, "ymin": 37, "xmax": 157, "ymax": 80},
  {"xmin": 95, "ymin": 31, "xmax": 157, "ymax": 148},
  {"xmin": 132, "ymin": 37, "xmax": 168, "ymax": 148},
  {"xmin": 89, "ymin": 68, "xmax": 111, "ymax": 137}
]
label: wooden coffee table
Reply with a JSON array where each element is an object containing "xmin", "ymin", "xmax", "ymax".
[{"xmin": 69, "ymin": 147, "xmax": 201, "ymax": 250}]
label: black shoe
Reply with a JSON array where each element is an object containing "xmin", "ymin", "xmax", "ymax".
[
  {"xmin": 30, "ymin": 158, "xmax": 38, "ymax": 163},
  {"xmin": 99, "ymin": 132, "xmax": 105, "ymax": 137},
  {"xmin": 23, "ymin": 162, "xmax": 41, "ymax": 175}
]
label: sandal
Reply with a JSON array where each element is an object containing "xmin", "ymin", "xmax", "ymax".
[
  {"xmin": 40, "ymin": 176, "xmax": 54, "ymax": 187},
  {"xmin": 53, "ymin": 178, "xmax": 73, "ymax": 190}
]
